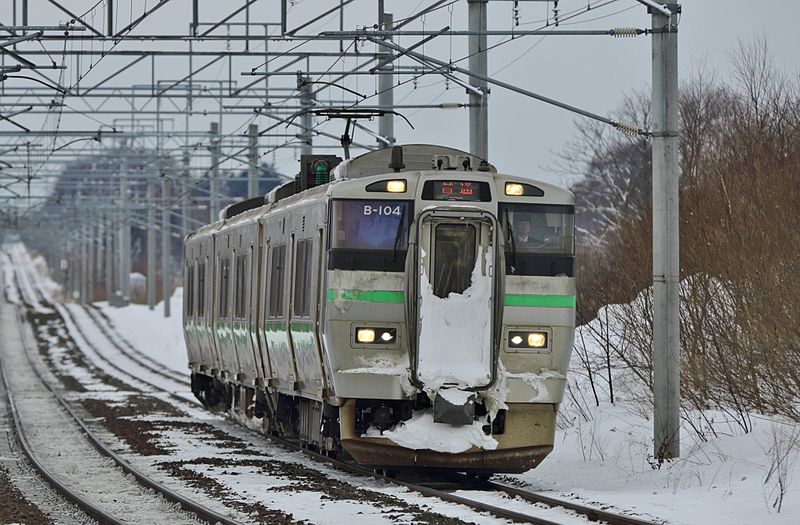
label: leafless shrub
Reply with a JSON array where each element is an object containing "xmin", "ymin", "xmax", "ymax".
[
  {"xmin": 763, "ymin": 423, "xmax": 800, "ymax": 513},
  {"xmin": 568, "ymin": 37, "xmax": 800, "ymax": 432}
]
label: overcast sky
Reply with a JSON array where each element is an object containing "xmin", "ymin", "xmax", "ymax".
[{"xmin": 2, "ymin": 0, "xmax": 799, "ymax": 199}]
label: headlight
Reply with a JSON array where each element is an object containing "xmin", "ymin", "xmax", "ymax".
[
  {"xmin": 505, "ymin": 182, "xmax": 524, "ymax": 196},
  {"xmin": 508, "ymin": 330, "xmax": 549, "ymax": 350},
  {"xmin": 354, "ymin": 327, "xmax": 397, "ymax": 345},
  {"xmin": 356, "ymin": 328, "xmax": 376, "ymax": 343}
]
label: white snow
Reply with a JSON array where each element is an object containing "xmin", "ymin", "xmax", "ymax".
[
  {"xmin": 7, "ymin": 241, "xmax": 800, "ymax": 524},
  {"xmin": 96, "ymin": 289, "xmax": 188, "ymax": 374},
  {"xmin": 417, "ymin": 249, "xmax": 493, "ymax": 390},
  {"xmin": 369, "ymin": 409, "xmax": 498, "ymax": 453}
]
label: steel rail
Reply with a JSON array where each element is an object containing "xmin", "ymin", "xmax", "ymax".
[
  {"xmin": 2, "ymin": 272, "xmax": 124, "ymax": 525},
  {"xmin": 13, "ymin": 249, "xmax": 662, "ymax": 525},
  {"xmin": 9, "ymin": 262, "xmax": 245, "ymax": 525},
  {"xmin": 78, "ymin": 304, "xmax": 190, "ymax": 387},
  {"xmin": 486, "ymin": 481, "xmax": 666, "ymax": 525}
]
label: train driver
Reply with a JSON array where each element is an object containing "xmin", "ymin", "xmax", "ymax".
[{"xmin": 513, "ymin": 217, "xmax": 532, "ymax": 245}]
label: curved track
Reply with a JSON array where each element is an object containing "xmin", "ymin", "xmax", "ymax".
[
  {"xmin": 2, "ymin": 247, "xmax": 245, "ymax": 525},
  {"xmin": 7, "ymin": 245, "xmax": 664, "ymax": 525}
]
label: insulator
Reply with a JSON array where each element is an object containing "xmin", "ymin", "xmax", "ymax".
[
  {"xmin": 612, "ymin": 27, "xmax": 640, "ymax": 38},
  {"xmin": 439, "ymin": 103, "xmax": 462, "ymax": 110},
  {"xmin": 615, "ymin": 122, "xmax": 641, "ymax": 136}
]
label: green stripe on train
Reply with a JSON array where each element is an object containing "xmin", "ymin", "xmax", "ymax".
[
  {"xmin": 504, "ymin": 294, "xmax": 576, "ymax": 308},
  {"xmin": 326, "ymin": 289, "xmax": 405, "ymax": 303}
]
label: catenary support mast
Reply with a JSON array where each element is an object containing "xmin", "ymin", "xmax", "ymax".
[
  {"xmin": 651, "ymin": 3, "xmax": 681, "ymax": 460},
  {"xmin": 468, "ymin": 0, "xmax": 488, "ymax": 160}
]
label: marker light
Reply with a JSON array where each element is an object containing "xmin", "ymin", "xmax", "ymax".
[
  {"xmin": 505, "ymin": 182, "xmax": 524, "ymax": 196},
  {"xmin": 380, "ymin": 331, "xmax": 394, "ymax": 342},
  {"xmin": 386, "ymin": 180, "xmax": 407, "ymax": 193},
  {"xmin": 356, "ymin": 328, "xmax": 376, "ymax": 343},
  {"xmin": 510, "ymin": 335, "xmax": 523, "ymax": 345}
]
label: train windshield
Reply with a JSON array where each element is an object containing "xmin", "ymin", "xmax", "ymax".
[
  {"xmin": 329, "ymin": 199, "xmax": 411, "ymax": 272},
  {"xmin": 500, "ymin": 203, "xmax": 575, "ymax": 255}
]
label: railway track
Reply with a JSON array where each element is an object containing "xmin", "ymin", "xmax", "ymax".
[
  {"xmin": 6, "ymin": 245, "xmax": 666, "ymax": 525},
  {"xmin": 2, "ymin": 248, "xmax": 248, "ymax": 525}
]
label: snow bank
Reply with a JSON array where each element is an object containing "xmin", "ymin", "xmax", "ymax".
[{"xmin": 97, "ymin": 288, "xmax": 187, "ymax": 374}]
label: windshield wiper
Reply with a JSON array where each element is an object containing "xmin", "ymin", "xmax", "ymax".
[
  {"xmin": 391, "ymin": 207, "xmax": 407, "ymax": 262},
  {"xmin": 504, "ymin": 208, "xmax": 518, "ymax": 269}
]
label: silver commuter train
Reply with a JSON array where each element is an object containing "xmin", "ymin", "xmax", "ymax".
[{"xmin": 183, "ymin": 144, "xmax": 575, "ymax": 473}]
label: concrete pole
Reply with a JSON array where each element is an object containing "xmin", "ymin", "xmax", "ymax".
[
  {"xmin": 80, "ymin": 224, "xmax": 88, "ymax": 303},
  {"xmin": 162, "ymin": 176, "xmax": 171, "ymax": 317},
  {"xmin": 181, "ymin": 149, "xmax": 190, "ymax": 238},
  {"xmin": 105, "ymin": 217, "xmax": 114, "ymax": 302},
  {"xmin": 651, "ymin": 5, "xmax": 681, "ymax": 461},
  {"xmin": 118, "ymin": 152, "xmax": 130, "ymax": 303},
  {"xmin": 95, "ymin": 222, "xmax": 103, "ymax": 300},
  {"xmin": 377, "ymin": 13, "xmax": 395, "ymax": 148},
  {"xmin": 147, "ymin": 175, "xmax": 157, "ymax": 310},
  {"xmin": 87, "ymin": 223, "xmax": 95, "ymax": 301},
  {"xmin": 247, "ymin": 123, "xmax": 259, "ymax": 198},
  {"xmin": 299, "ymin": 77, "xmax": 313, "ymax": 156},
  {"xmin": 209, "ymin": 121, "xmax": 220, "ymax": 223},
  {"xmin": 468, "ymin": 0, "xmax": 488, "ymax": 160}
]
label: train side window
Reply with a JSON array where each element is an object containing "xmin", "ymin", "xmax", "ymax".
[
  {"xmin": 197, "ymin": 262, "xmax": 206, "ymax": 316},
  {"xmin": 185, "ymin": 263, "xmax": 194, "ymax": 316},
  {"xmin": 293, "ymin": 239, "xmax": 312, "ymax": 317},
  {"xmin": 268, "ymin": 245, "xmax": 285, "ymax": 318},
  {"xmin": 234, "ymin": 254, "xmax": 246, "ymax": 319},
  {"xmin": 219, "ymin": 257, "xmax": 231, "ymax": 319}
]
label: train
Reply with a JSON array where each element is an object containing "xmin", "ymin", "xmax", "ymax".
[{"xmin": 183, "ymin": 144, "xmax": 576, "ymax": 473}]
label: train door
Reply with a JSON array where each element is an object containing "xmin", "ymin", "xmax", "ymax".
[
  {"xmin": 289, "ymin": 231, "xmax": 324, "ymax": 399},
  {"xmin": 257, "ymin": 231, "xmax": 275, "ymax": 382},
  {"xmin": 413, "ymin": 209, "xmax": 498, "ymax": 391}
]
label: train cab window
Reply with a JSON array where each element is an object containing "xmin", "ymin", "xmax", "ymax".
[
  {"xmin": 234, "ymin": 254, "xmax": 246, "ymax": 319},
  {"xmin": 219, "ymin": 257, "xmax": 231, "ymax": 318},
  {"xmin": 293, "ymin": 239, "xmax": 312, "ymax": 317},
  {"xmin": 329, "ymin": 199, "xmax": 411, "ymax": 272},
  {"xmin": 268, "ymin": 245, "xmax": 286, "ymax": 318},
  {"xmin": 433, "ymin": 224, "xmax": 476, "ymax": 298},
  {"xmin": 197, "ymin": 262, "xmax": 206, "ymax": 316},
  {"xmin": 500, "ymin": 203, "xmax": 575, "ymax": 276}
]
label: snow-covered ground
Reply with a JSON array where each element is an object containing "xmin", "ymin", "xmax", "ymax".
[
  {"xmin": 4, "ymin": 241, "xmax": 798, "ymax": 524},
  {"xmin": 96, "ymin": 290, "xmax": 188, "ymax": 375},
  {"xmin": 89, "ymin": 287, "xmax": 797, "ymax": 524},
  {"xmin": 128, "ymin": 294, "xmax": 800, "ymax": 524}
]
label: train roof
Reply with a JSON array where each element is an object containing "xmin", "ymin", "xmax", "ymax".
[{"xmin": 332, "ymin": 144, "xmax": 496, "ymax": 180}]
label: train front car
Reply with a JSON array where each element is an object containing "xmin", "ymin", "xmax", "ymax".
[{"xmin": 324, "ymin": 146, "xmax": 576, "ymax": 473}]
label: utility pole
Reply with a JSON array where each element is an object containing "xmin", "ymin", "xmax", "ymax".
[
  {"xmin": 651, "ymin": 3, "xmax": 681, "ymax": 461},
  {"xmin": 247, "ymin": 123, "xmax": 259, "ymax": 198},
  {"xmin": 182, "ymin": 149, "xmax": 191, "ymax": 238},
  {"xmin": 468, "ymin": 0, "xmax": 488, "ymax": 160},
  {"xmin": 80, "ymin": 223, "xmax": 89, "ymax": 303},
  {"xmin": 117, "ymin": 149, "xmax": 130, "ymax": 306},
  {"xmin": 147, "ymin": 174, "xmax": 156, "ymax": 310},
  {"xmin": 162, "ymin": 176, "xmax": 171, "ymax": 317},
  {"xmin": 105, "ymin": 216, "xmax": 114, "ymax": 302},
  {"xmin": 299, "ymin": 75, "xmax": 313, "ymax": 156},
  {"xmin": 209, "ymin": 121, "xmax": 220, "ymax": 223},
  {"xmin": 377, "ymin": 12, "xmax": 395, "ymax": 148},
  {"xmin": 95, "ymin": 222, "xmax": 103, "ymax": 300}
]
